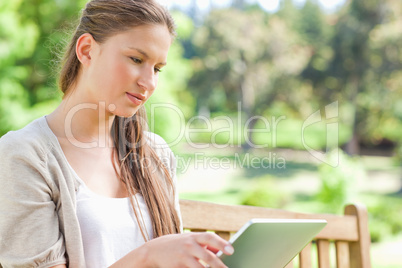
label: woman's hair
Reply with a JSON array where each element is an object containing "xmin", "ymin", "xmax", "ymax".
[{"xmin": 59, "ymin": 0, "xmax": 180, "ymax": 239}]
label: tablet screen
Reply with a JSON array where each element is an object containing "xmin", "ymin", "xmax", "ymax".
[{"xmin": 218, "ymin": 218, "xmax": 327, "ymax": 268}]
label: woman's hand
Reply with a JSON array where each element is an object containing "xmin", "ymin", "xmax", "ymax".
[
  {"xmin": 110, "ymin": 232, "xmax": 234, "ymax": 268},
  {"xmin": 143, "ymin": 232, "xmax": 234, "ymax": 268}
]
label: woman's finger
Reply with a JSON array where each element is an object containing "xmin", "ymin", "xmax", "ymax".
[
  {"xmin": 187, "ymin": 241, "xmax": 228, "ymax": 268},
  {"xmin": 206, "ymin": 245, "xmax": 220, "ymax": 254},
  {"xmin": 181, "ymin": 255, "xmax": 206, "ymax": 268},
  {"xmin": 193, "ymin": 233, "xmax": 234, "ymax": 256}
]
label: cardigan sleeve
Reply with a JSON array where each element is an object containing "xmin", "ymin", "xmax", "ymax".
[{"xmin": 0, "ymin": 134, "xmax": 66, "ymax": 268}]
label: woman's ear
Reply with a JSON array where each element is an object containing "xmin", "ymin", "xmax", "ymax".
[{"xmin": 76, "ymin": 33, "xmax": 96, "ymax": 66}]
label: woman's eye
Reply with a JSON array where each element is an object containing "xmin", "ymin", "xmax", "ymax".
[
  {"xmin": 154, "ymin": 67, "xmax": 162, "ymax": 74},
  {"xmin": 130, "ymin": 57, "xmax": 142, "ymax": 64}
]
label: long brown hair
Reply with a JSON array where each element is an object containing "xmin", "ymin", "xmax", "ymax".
[{"xmin": 59, "ymin": 0, "xmax": 181, "ymax": 239}]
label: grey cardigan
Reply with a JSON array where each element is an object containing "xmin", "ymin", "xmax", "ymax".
[{"xmin": 0, "ymin": 117, "xmax": 181, "ymax": 268}]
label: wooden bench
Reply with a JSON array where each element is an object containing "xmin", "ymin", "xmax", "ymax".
[{"xmin": 180, "ymin": 200, "xmax": 371, "ymax": 268}]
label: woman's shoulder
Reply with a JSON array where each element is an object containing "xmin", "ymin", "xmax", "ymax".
[
  {"xmin": 0, "ymin": 117, "xmax": 54, "ymax": 158},
  {"xmin": 144, "ymin": 131, "xmax": 172, "ymax": 152},
  {"xmin": 144, "ymin": 131, "xmax": 176, "ymax": 167}
]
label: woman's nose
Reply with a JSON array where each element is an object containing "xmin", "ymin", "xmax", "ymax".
[{"xmin": 137, "ymin": 67, "xmax": 156, "ymax": 91}]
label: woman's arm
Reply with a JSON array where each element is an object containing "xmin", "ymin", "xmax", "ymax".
[
  {"xmin": 0, "ymin": 135, "xmax": 67, "ymax": 267},
  {"xmin": 50, "ymin": 265, "xmax": 67, "ymax": 268},
  {"xmin": 109, "ymin": 233, "xmax": 234, "ymax": 268}
]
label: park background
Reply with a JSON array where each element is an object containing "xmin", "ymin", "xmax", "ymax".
[{"xmin": 0, "ymin": 0, "xmax": 401, "ymax": 266}]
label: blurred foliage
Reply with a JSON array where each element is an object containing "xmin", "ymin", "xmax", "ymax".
[
  {"xmin": 0, "ymin": 0, "xmax": 86, "ymax": 135},
  {"xmin": 185, "ymin": 0, "xmax": 402, "ymax": 155},
  {"xmin": 240, "ymin": 178, "xmax": 291, "ymax": 208},
  {"xmin": 367, "ymin": 195, "xmax": 402, "ymax": 242},
  {"xmin": 188, "ymin": 6, "xmax": 312, "ymax": 149},
  {"xmin": 316, "ymin": 150, "xmax": 363, "ymax": 213},
  {"xmin": 301, "ymin": 0, "xmax": 402, "ymax": 155}
]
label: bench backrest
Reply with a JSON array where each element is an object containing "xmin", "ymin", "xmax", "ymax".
[{"xmin": 180, "ymin": 200, "xmax": 371, "ymax": 268}]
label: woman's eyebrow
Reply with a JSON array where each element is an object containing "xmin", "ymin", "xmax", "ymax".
[{"xmin": 128, "ymin": 47, "xmax": 167, "ymax": 65}]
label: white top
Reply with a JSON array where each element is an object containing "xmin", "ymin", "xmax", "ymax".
[{"xmin": 76, "ymin": 179, "xmax": 153, "ymax": 268}]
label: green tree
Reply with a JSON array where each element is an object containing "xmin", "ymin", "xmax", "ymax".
[
  {"xmin": 0, "ymin": 0, "xmax": 86, "ymax": 135},
  {"xmin": 301, "ymin": 0, "xmax": 402, "ymax": 154},
  {"xmin": 189, "ymin": 7, "xmax": 310, "ymax": 147}
]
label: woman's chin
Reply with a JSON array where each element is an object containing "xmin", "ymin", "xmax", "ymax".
[{"xmin": 111, "ymin": 108, "xmax": 140, "ymax": 119}]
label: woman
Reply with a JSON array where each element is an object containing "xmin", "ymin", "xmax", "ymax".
[{"xmin": 0, "ymin": 0, "xmax": 233, "ymax": 267}]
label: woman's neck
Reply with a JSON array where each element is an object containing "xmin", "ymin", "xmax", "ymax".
[{"xmin": 47, "ymin": 91, "xmax": 115, "ymax": 149}]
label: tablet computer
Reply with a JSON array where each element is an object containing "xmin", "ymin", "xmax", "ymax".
[{"xmin": 217, "ymin": 218, "xmax": 327, "ymax": 268}]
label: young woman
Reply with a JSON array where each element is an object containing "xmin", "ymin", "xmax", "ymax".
[{"xmin": 0, "ymin": 0, "xmax": 233, "ymax": 267}]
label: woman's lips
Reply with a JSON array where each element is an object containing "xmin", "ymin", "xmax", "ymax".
[{"xmin": 126, "ymin": 92, "xmax": 144, "ymax": 105}]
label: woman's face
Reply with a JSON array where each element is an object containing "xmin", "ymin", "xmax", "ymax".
[{"xmin": 84, "ymin": 24, "xmax": 172, "ymax": 118}]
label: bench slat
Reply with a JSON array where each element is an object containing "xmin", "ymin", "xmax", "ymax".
[
  {"xmin": 336, "ymin": 241, "xmax": 350, "ymax": 268},
  {"xmin": 317, "ymin": 240, "xmax": 331, "ymax": 268},
  {"xmin": 345, "ymin": 204, "xmax": 372, "ymax": 268},
  {"xmin": 215, "ymin": 231, "xmax": 231, "ymax": 241},
  {"xmin": 299, "ymin": 242, "xmax": 312, "ymax": 268},
  {"xmin": 180, "ymin": 200, "xmax": 358, "ymax": 241}
]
